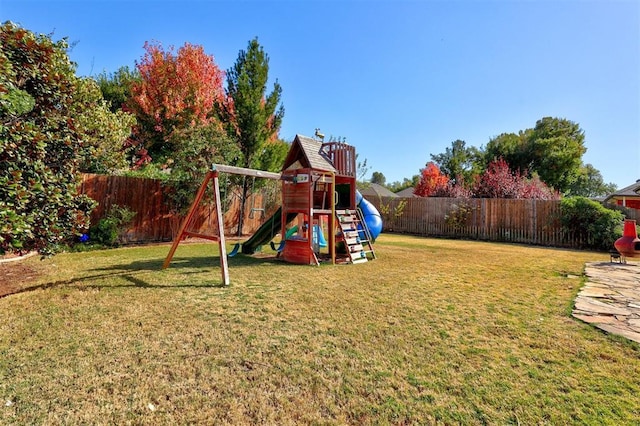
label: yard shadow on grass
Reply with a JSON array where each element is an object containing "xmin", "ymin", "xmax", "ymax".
[
  {"xmin": 95, "ymin": 252, "xmax": 281, "ymax": 273},
  {"xmin": 4, "ymin": 253, "xmax": 283, "ymax": 298}
]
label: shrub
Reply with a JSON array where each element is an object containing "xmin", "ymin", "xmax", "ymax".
[
  {"xmin": 377, "ymin": 198, "xmax": 407, "ymax": 232},
  {"xmin": 1, "ymin": 22, "xmax": 96, "ymax": 256},
  {"xmin": 89, "ymin": 205, "xmax": 136, "ymax": 247},
  {"xmin": 559, "ymin": 197, "xmax": 623, "ymax": 250},
  {"xmin": 445, "ymin": 202, "xmax": 475, "ymax": 232}
]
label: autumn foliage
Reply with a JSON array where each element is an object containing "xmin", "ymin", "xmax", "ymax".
[
  {"xmin": 128, "ymin": 42, "xmax": 225, "ymax": 159},
  {"xmin": 415, "ymin": 158, "xmax": 558, "ymax": 199},
  {"xmin": 414, "ymin": 162, "xmax": 449, "ymax": 197},
  {"xmin": 472, "ymin": 158, "xmax": 558, "ymax": 199}
]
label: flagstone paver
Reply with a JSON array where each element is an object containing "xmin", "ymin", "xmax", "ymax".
[{"xmin": 572, "ymin": 261, "xmax": 640, "ymax": 344}]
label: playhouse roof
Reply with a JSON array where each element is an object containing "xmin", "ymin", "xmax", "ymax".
[{"xmin": 282, "ymin": 135, "xmax": 337, "ymax": 173}]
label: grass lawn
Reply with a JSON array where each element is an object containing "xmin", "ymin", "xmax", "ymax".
[{"xmin": 1, "ymin": 234, "xmax": 639, "ymax": 425}]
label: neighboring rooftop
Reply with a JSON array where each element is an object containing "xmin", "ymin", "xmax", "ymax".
[
  {"xmin": 395, "ymin": 187, "xmax": 417, "ymax": 198},
  {"xmin": 360, "ymin": 183, "xmax": 399, "ymax": 199},
  {"xmin": 604, "ymin": 179, "xmax": 640, "ymax": 203}
]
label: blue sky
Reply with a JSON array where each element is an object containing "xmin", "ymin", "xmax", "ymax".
[{"xmin": 3, "ymin": 0, "xmax": 639, "ymax": 188}]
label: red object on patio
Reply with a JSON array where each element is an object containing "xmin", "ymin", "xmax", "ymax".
[{"xmin": 614, "ymin": 219, "xmax": 640, "ymax": 258}]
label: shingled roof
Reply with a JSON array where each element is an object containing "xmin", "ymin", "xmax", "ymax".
[
  {"xmin": 395, "ymin": 187, "xmax": 417, "ymax": 197},
  {"xmin": 604, "ymin": 179, "xmax": 640, "ymax": 203},
  {"xmin": 282, "ymin": 134, "xmax": 337, "ymax": 173},
  {"xmin": 360, "ymin": 183, "xmax": 399, "ymax": 199}
]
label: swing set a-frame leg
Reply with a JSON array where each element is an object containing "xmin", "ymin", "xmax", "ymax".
[{"xmin": 162, "ymin": 170, "xmax": 230, "ymax": 286}]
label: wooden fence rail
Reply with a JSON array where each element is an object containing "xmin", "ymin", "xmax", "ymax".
[{"xmin": 80, "ymin": 174, "xmax": 280, "ymax": 244}]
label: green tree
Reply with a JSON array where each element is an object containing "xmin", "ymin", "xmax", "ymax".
[
  {"xmin": 388, "ymin": 175, "xmax": 420, "ymax": 193},
  {"xmin": 484, "ymin": 131, "xmax": 530, "ymax": 172},
  {"xmin": 567, "ymin": 163, "xmax": 617, "ymax": 197},
  {"xmin": 371, "ymin": 171, "xmax": 386, "ymax": 186},
  {"xmin": 96, "ymin": 66, "xmax": 140, "ymax": 113},
  {"xmin": 74, "ymin": 77, "xmax": 136, "ymax": 173},
  {"xmin": 526, "ymin": 117, "xmax": 586, "ymax": 193},
  {"xmin": 0, "ymin": 22, "xmax": 96, "ymax": 255},
  {"xmin": 430, "ymin": 139, "xmax": 483, "ymax": 186},
  {"xmin": 219, "ymin": 37, "xmax": 285, "ymax": 235},
  {"xmin": 560, "ymin": 197, "xmax": 623, "ymax": 250},
  {"xmin": 165, "ymin": 124, "xmax": 241, "ymax": 213},
  {"xmin": 483, "ymin": 117, "xmax": 587, "ymax": 194}
]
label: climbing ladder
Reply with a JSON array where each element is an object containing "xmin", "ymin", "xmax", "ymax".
[{"xmin": 336, "ymin": 209, "xmax": 376, "ymax": 264}]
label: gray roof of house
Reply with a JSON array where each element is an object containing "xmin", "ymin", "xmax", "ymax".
[
  {"xmin": 395, "ymin": 187, "xmax": 417, "ymax": 197},
  {"xmin": 604, "ymin": 179, "xmax": 640, "ymax": 202},
  {"xmin": 360, "ymin": 183, "xmax": 399, "ymax": 198}
]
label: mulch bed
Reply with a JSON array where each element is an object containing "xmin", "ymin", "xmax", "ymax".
[{"xmin": 0, "ymin": 255, "xmax": 41, "ymax": 298}]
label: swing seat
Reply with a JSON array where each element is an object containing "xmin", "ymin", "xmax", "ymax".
[
  {"xmin": 228, "ymin": 243, "xmax": 241, "ymax": 257},
  {"xmin": 270, "ymin": 240, "xmax": 286, "ymax": 252}
]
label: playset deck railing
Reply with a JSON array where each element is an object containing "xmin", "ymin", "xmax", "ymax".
[{"xmin": 320, "ymin": 142, "xmax": 356, "ymax": 177}]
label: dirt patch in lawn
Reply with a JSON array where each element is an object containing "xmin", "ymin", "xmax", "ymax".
[{"xmin": 0, "ymin": 255, "xmax": 42, "ymax": 298}]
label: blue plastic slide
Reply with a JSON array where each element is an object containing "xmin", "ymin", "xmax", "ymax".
[
  {"xmin": 312, "ymin": 224, "xmax": 328, "ymax": 248},
  {"xmin": 356, "ymin": 190, "xmax": 383, "ymax": 239}
]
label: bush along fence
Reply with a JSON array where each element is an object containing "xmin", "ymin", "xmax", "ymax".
[
  {"xmin": 370, "ymin": 196, "xmax": 629, "ymax": 250},
  {"xmin": 80, "ymin": 174, "xmax": 279, "ymax": 244}
]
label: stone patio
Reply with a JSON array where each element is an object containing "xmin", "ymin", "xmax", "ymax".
[{"xmin": 572, "ymin": 260, "xmax": 640, "ymax": 343}]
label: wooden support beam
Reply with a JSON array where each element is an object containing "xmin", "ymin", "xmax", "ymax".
[
  {"xmin": 211, "ymin": 164, "xmax": 281, "ymax": 180},
  {"xmin": 163, "ymin": 170, "xmax": 230, "ymax": 286},
  {"xmin": 213, "ymin": 171, "xmax": 229, "ymax": 285},
  {"xmin": 183, "ymin": 231, "xmax": 220, "ymax": 241},
  {"xmin": 163, "ymin": 171, "xmax": 213, "ymax": 270}
]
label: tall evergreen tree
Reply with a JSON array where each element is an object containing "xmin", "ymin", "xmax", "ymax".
[{"xmin": 219, "ymin": 38, "xmax": 285, "ymax": 235}]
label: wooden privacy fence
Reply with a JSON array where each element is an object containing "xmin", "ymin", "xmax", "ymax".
[
  {"xmin": 80, "ymin": 174, "xmax": 280, "ymax": 244},
  {"xmin": 81, "ymin": 174, "xmax": 635, "ymax": 249},
  {"xmin": 371, "ymin": 197, "xmax": 574, "ymax": 247}
]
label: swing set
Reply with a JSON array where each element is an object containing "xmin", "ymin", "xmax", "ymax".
[{"xmin": 162, "ymin": 164, "xmax": 281, "ymax": 286}]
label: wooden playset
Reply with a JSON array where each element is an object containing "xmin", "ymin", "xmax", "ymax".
[
  {"xmin": 163, "ymin": 134, "xmax": 379, "ymax": 285},
  {"xmin": 279, "ymin": 134, "xmax": 376, "ymax": 265}
]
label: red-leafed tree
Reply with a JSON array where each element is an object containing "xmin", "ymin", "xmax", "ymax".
[
  {"xmin": 521, "ymin": 174, "xmax": 560, "ymax": 200},
  {"xmin": 414, "ymin": 162, "xmax": 449, "ymax": 197},
  {"xmin": 472, "ymin": 158, "xmax": 522, "ymax": 198},
  {"xmin": 128, "ymin": 41, "xmax": 225, "ymax": 161},
  {"xmin": 472, "ymin": 158, "xmax": 557, "ymax": 199},
  {"xmin": 441, "ymin": 177, "xmax": 472, "ymax": 198}
]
